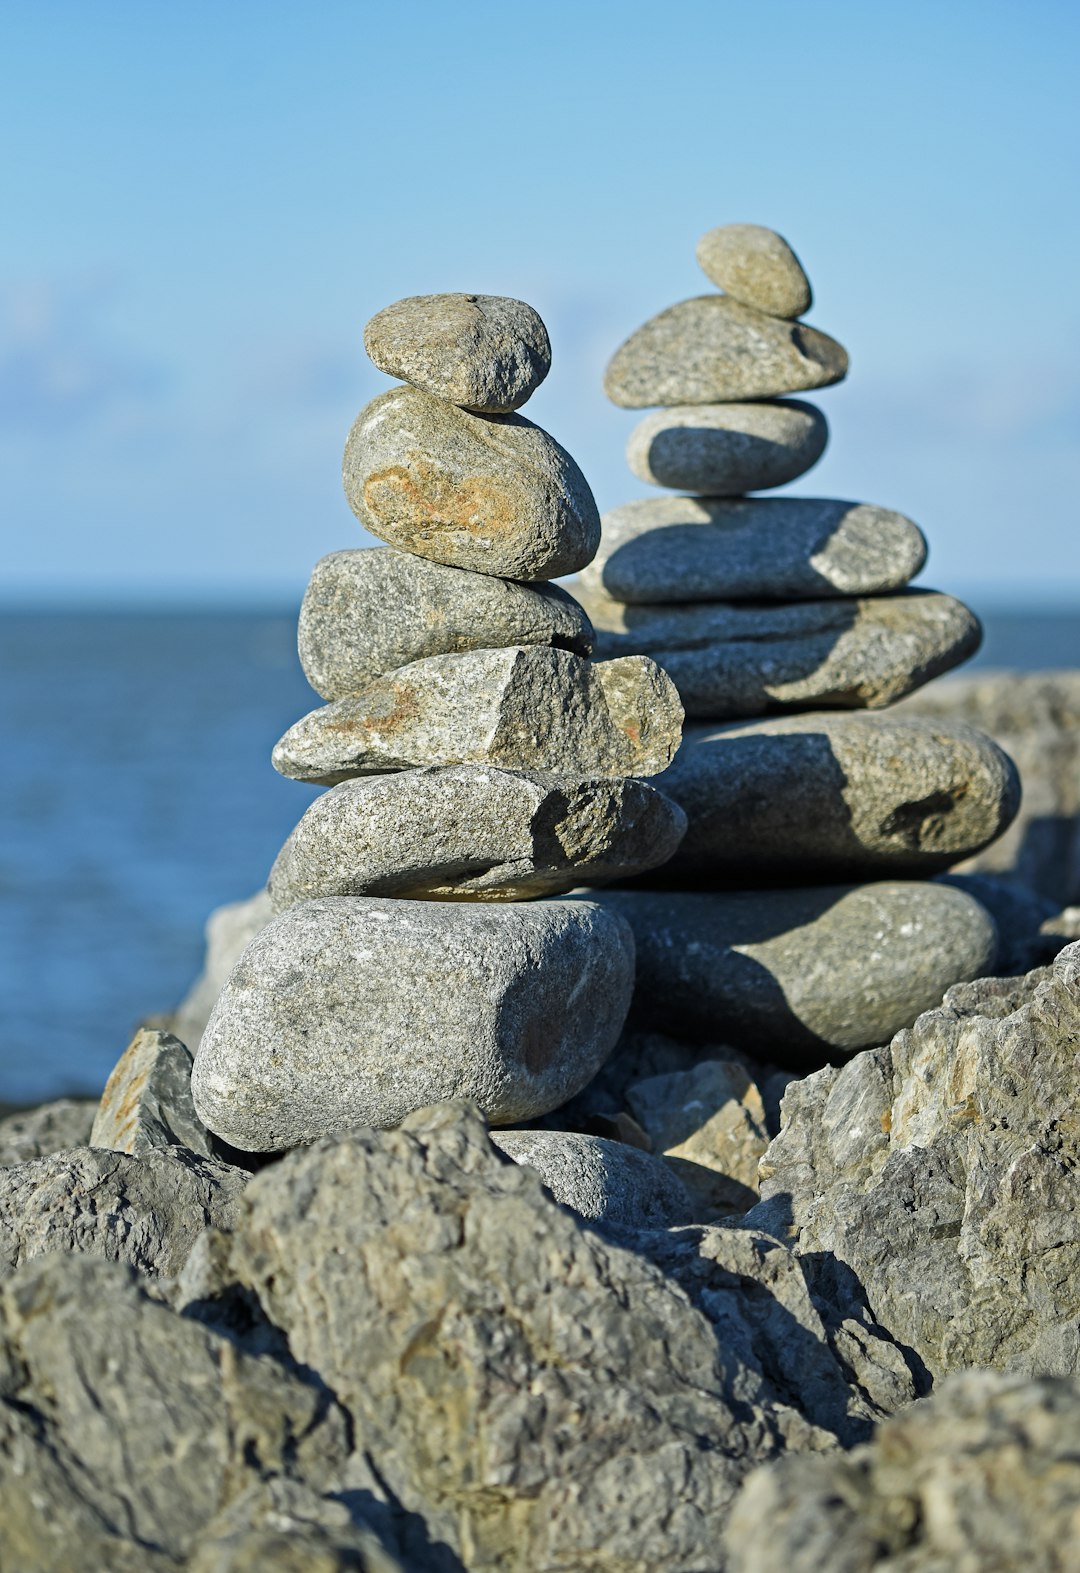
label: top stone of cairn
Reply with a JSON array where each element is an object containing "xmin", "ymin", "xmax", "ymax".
[
  {"xmin": 364, "ymin": 292, "xmax": 552, "ymax": 413},
  {"xmin": 695, "ymin": 224, "xmax": 812, "ymax": 319}
]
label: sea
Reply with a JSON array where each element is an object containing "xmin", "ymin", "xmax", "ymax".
[{"xmin": 1, "ymin": 604, "xmax": 1078, "ymax": 1106}]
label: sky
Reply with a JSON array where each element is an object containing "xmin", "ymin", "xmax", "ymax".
[{"xmin": 2, "ymin": 0, "xmax": 1078, "ymax": 606}]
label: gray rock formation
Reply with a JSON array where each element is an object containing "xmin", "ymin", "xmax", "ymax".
[
  {"xmin": 363, "ymin": 292, "xmax": 551, "ymax": 412},
  {"xmin": 268, "ymin": 765, "xmax": 687, "ymax": 907},
  {"xmin": 626, "ymin": 399, "xmax": 828, "ymax": 494},
  {"xmin": 298, "ymin": 546, "xmax": 593, "ymax": 700},
  {"xmin": 695, "ymin": 223, "xmax": 812, "ymax": 318},
  {"xmin": 0, "ymin": 1099, "xmax": 95, "ymax": 1166},
  {"xmin": 342, "ymin": 386, "xmax": 600, "ymax": 579},
  {"xmin": 491, "ymin": 1127, "xmax": 694, "ymax": 1227},
  {"xmin": 272, "ymin": 646, "xmax": 684, "ymax": 784},
  {"xmin": 172, "ymin": 887, "xmax": 275, "ymax": 1054},
  {"xmin": 625, "ymin": 1059, "xmax": 770, "ymax": 1216},
  {"xmin": 90, "ymin": 1027, "xmax": 214, "ymax": 1156},
  {"xmin": 187, "ymin": 1479, "xmax": 404, "ymax": 1573}
]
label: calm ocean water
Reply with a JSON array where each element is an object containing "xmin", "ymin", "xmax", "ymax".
[{"xmin": 1, "ymin": 604, "xmax": 1078, "ymax": 1104}]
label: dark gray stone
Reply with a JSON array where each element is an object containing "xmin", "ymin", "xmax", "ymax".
[
  {"xmin": 626, "ymin": 399, "xmax": 827, "ymax": 494},
  {"xmin": 491, "ymin": 1128, "xmax": 694, "ymax": 1227},
  {"xmin": 695, "ymin": 224, "xmax": 812, "ymax": 318},
  {"xmin": 0, "ymin": 1100, "xmax": 96, "ymax": 1167},
  {"xmin": 90, "ymin": 1027, "xmax": 213, "ymax": 1156}
]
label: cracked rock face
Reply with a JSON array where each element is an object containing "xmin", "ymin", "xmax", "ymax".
[
  {"xmin": 363, "ymin": 292, "xmax": 551, "ymax": 413},
  {"xmin": 695, "ymin": 224, "xmax": 812, "ymax": 318},
  {"xmin": 626, "ymin": 399, "xmax": 828, "ymax": 494}
]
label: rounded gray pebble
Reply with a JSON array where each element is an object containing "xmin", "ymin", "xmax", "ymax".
[
  {"xmin": 695, "ymin": 224, "xmax": 812, "ymax": 318},
  {"xmin": 364, "ymin": 292, "xmax": 551, "ymax": 412},
  {"xmin": 626, "ymin": 400, "xmax": 828, "ymax": 493}
]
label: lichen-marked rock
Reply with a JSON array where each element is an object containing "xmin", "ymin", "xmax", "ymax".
[
  {"xmin": 90, "ymin": 1026, "xmax": 215, "ymax": 1156},
  {"xmin": 696, "ymin": 224, "xmax": 813, "ymax": 318},
  {"xmin": 491, "ymin": 1128, "xmax": 694, "ymax": 1227},
  {"xmin": 627, "ymin": 400, "xmax": 828, "ymax": 493}
]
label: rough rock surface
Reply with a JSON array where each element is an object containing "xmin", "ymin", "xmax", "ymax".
[
  {"xmin": 192, "ymin": 897, "xmax": 635, "ymax": 1149},
  {"xmin": 604, "ymin": 295, "xmax": 848, "ymax": 407},
  {"xmin": 363, "ymin": 292, "xmax": 551, "ymax": 412},
  {"xmin": 342, "ymin": 386, "xmax": 600, "ymax": 580},
  {"xmin": 90, "ymin": 1027, "xmax": 215, "ymax": 1156},
  {"xmin": 627, "ymin": 399, "xmax": 828, "ymax": 494},
  {"xmin": 586, "ymin": 882, "xmax": 998, "ymax": 1056},
  {"xmin": 298, "ymin": 546, "xmax": 593, "ymax": 700},
  {"xmin": 0, "ymin": 1099, "xmax": 95, "ymax": 1166},
  {"xmin": 268, "ymin": 765, "xmax": 687, "ymax": 907},
  {"xmin": 726, "ymin": 1371, "xmax": 1080, "ymax": 1573},
  {"xmin": 696, "ymin": 223, "xmax": 812, "ymax": 318},
  {"xmin": 647, "ymin": 712, "xmax": 1020, "ymax": 883},
  {"xmin": 625, "ymin": 1059, "xmax": 770, "ymax": 1216},
  {"xmin": 272, "ymin": 646, "xmax": 684, "ymax": 784},
  {"xmin": 751, "ymin": 942, "xmax": 1080, "ymax": 1381},
  {"xmin": 491, "ymin": 1128, "xmax": 694, "ymax": 1227},
  {"xmin": 579, "ymin": 494, "xmax": 927, "ymax": 605},
  {"xmin": 577, "ymin": 586, "xmax": 981, "ymax": 719},
  {"xmin": 172, "ymin": 888, "xmax": 275, "ymax": 1054},
  {"xmin": 187, "ymin": 1479, "xmax": 405, "ymax": 1573}
]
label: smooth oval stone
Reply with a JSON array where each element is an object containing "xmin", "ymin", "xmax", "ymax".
[
  {"xmin": 626, "ymin": 400, "xmax": 827, "ymax": 493},
  {"xmin": 604, "ymin": 296, "xmax": 848, "ymax": 408},
  {"xmin": 299, "ymin": 548, "xmax": 593, "ymax": 700},
  {"xmin": 268, "ymin": 765, "xmax": 687, "ymax": 907},
  {"xmin": 272, "ymin": 646, "xmax": 685, "ymax": 785},
  {"xmin": 647, "ymin": 712, "xmax": 1021, "ymax": 883},
  {"xmin": 695, "ymin": 224, "xmax": 812, "ymax": 318},
  {"xmin": 343, "ymin": 386, "xmax": 600, "ymax": 580},
  {"xmin": 191, "ymin": 897, "xmax": 636, "ymax": 1148},
  {"xmin": 578, "ymin": 495, "xmax": 927, "ymax": 605},
  {"xmin": 576, "ymin": 588, "xmax": 980, "ymax": 719},
  {"xmin": 364, "ymin": 292, "xmax": 551, "ymax": 412},
  {"xmin": 586, "ymin": 884, "xmax": 997, "ymax": 1057},
  {"xmin": 492, "ymin": 1130, "xmax": 693, "ymax": 1228}
]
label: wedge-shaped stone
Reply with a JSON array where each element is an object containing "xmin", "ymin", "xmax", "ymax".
[
  {"xmin": 577, "ymin": 587, "xmax": 980, "ymax": 719},
  {"xmin": 696, "ymin": 224, "xmax": 812, "ymax": 318},
  {"xmin": 298, "ymin": 546, "xmax": 593, "ymax": 700},
  {"xmin": 585, "ymin": 883, "xmax": 997, "ymax": 1057},
  {"xmin": 364, "ymin": 291, "xmax": 551, "ymax": 412},
  {"xmin": 627, "ymin": 400, "xmax": 827, "ymax": 493},
  {"xmin": 648, "ymin": 712, "xmax": 1020, "ymax": 883},
  {"xmin": 90, "ymin": 1027, "xmax": 213, "ymax": 1156},
  {"xmin": 578, "ymin": 495, "xmax": 927, "ymax": 605},
  {"xmin": 492, "ymin": 1129, "xmax": 693, "ymax": 1227},
  {"xmin": 272, "ymin": 646, "xmax": 684, "ymax": 784},
  {"xmin": 604, "ymin": 295, "xmax": 848, "ymax": 407},
  {"xmin": 343, "ymin": 386, "xmax": 600, "ymax": 579},
  {"xmin": 191, "ymin": 896, "xmax": 636, "ymax": 1149},
  {"xmin": 268, "ymin": 765, "xmax": 686, "ymax": 908}
]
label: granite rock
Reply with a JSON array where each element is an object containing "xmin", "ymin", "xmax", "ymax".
[
  {"xmin": 577, "ymin": 587, "xmax": 981, "ymax": 719},
  {"xmin": 90, "ymin": 1026, "xmax": 214, "ymax": 1156},
  {"xmin": 268, "ymin": 765, "xmax": 687, "ymax": 907},
  {"xmin": 298, "ymin": 546, "xmax": 593, "ymax": 700},
  {"xmin": 342, "ymin": 386, "xmax": 600, "ymax": 580},
  {"xmin": 272, "ymin": 646, "xmax": 684, "ymax": 784},
  {"xmin": 192, "ymin": 897, "xmax": 635, "ymax": 1149},
  {"xmin": 605, "ymin": 295, "xmax": 848, "ymax": 407},
  {"xmin": 627, "ymin": 399, "xmax": 828, "ymax": 493},
  {"xmin": 695, "ymin": 224, "xmax": 812, "ymax": 318},
  {"xmin": 363, "ymin": 292, "xmax": 551, "ymax": 413},
  {"xmin": 579, "ymin": 494, "xmax": 926, "ymax": 604},
  {"xmin": 586, "ymin": 882, "xmax": 998, "ymax": 1056},
  {"xmin": 0, "ymin": 1099, "xmax": 96, "ymax": 1166},
  {"xmin": 172, "ymin": 888, "xmax": 275, "ymax": 1054},
  {"xmin": 491, "ymin": 1128, "xmax": 694, "ymax": 1227},
  {"xmin": 625, "ymin": 1059, "xmax": 769, "ymax": 1216}
]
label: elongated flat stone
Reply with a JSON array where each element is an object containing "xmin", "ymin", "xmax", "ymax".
[
  {"xmin": 364, "ymin": 292, "xmax": 551, "ymax": 412},
  {"xmin": 299, "ymin": 547, "xmax": 593, "ymax": 700},
  {"xmin": 343, "ymin": 386, "xmax": 600, "ymax": 580},
  {"xmin": 696, "ymin": 224, "xmax": 812, "ymax": 318},
  {"xmin": 627, "ymin": 401, "xmax": 827, "ymax": 493},
  {"xmin": 491, "ymin": 1130, "xmax": 693, "ymax": 1227},
  {"xmin": 191, "ymin": 897, "xmax": 636, "ymax": 1148},
  {"xmin": 605, "ymin": 296, "xmax": 848, "ymax": 408},
  {"xmin": 577, "ymin": 587, "xmax": 980, "ymax": 719},
  {"xmin": 272, "ymin": 646, "xmax": 684, "ymax": 784},
  {"xmin": 585, "ymin": 883, "xmax": 997, "ymax": 1056},
  {"xmin": 268, "ymin": 765, "xmax": 687, "ymax": 907},
  {"xmin": 646, "ymin": 712, "xmax": 1020, "ymax": 883},
  {"xmin": 578, "ymin": 496, "xmax": 927, "ymax": 605}
]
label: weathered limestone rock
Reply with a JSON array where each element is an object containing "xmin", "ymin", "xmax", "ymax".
[
  {"xmin": 90, "ymin": 1026, "xmax": 214, "ymax": 1156},
  {"xmin": 298, "ymin": 547, "xmax": 593, "ymax": 700},
  {"xmin": 0, "ymin": 1099, "xmax": 95, "ymax": 1166},
  {"xmin": 586, "ymin": 883, "xmax": 997, "ymax": 1056},
  {"xmin": 342, "ymin": 386, "xmax": 600, "ymax": 580},
  {"xmin": 626, "ymin": 400, "xmax": 828, "ymax": 493},
  {"xmin": 272, "ymin": 646, "xmax": 684, "ymax": 784},
  {"xmin": 578, "ymin": 494, "xmax": 927, "ymax": 604},
  {"xmin": 625, "ymin": 1059, "xmax": 769, "ymax": 1216},
  {"xmin": 605, "ymin": 295, "xmax": 848, "ymax": 407},
  {"xmin": 363, "ymin": 292, "xmax": 551, "ymax": 413},
  {"xmin": 491, "ymin": 1128, "xmax": 694, "ymax": 1227},
  {"xmin": 172, "ymin": 888, "xmax": 275, "ymax": 1054},
  {"xmin": 578, "ymin": 586, "xmax": 981, "ymax": 719},
  {"xmin": 192, "ymin": 897, "xmax": 635, "ymax": 1149},
  {"xmin": 696, "ymin": 224, "xmax": 812, "ymax": 318},
  {"xmin": 188, "ymin": 1479, "xmax": 404, "ymax": 1573}
]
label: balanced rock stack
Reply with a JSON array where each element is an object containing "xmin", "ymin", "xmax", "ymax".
[
  {"xmin": 189, "ymin": 293, "xmax": 689, "ymax": 1164},
  {"xmin": 573, "ymin": 223, "xmax": 1021, "ymax": 1058}
]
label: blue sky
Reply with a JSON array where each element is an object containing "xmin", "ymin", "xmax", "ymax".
[{"xmin": 2, "ymin": 0, "xmax": 1077, "ymax": 604}]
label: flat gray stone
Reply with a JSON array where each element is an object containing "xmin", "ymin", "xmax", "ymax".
[
  {"xmin": 272, "ymin": 646, "xmax": 685, "ymax": 785},
  {"xmin": 0, "ymin": 1100, "xmax": 96, "ymax": 1167},
  {"xmin": 268, "ymin": 765, "xmax": 687, "ymax": 908},
  {"xmin": 364, "ymin": 292, "xmax": 551, "ymax": 412},
  {"xmin": 90, "ymin": 1027, "xmax": 213, "ymax": 1156},
  {"xmin": 342, "ymin": 386, "xmax": 600, "ymax": 580},
  {"xmin": 191, "ymin": 897, "xmax": 635, "ymax": 1149},
  {"xmin": 648, "ymin": 712, "xmax": 1021, "ymax": 883},
  {"xmin": 605, "ymin": 296, "xmax": 847, "ymax": 407},
  {"xmin": 626, "ymin": 400, "xmax": 827, "ymax": 493},
  {"xmin": 492, "ymin": 1129, "xmax": 693, "ymax": 1227},
  {"xmin": 172, "ymin": 888, "xmax": 275, "ymax": 1054},
  {"xmin": 578, "ymin": 495, "xmax": 927, "ymax": 604},
  {"xmin": 577, "ymin": 587, "xmax": 981, "ymax": 719},
  {"xmin": 299, "ymin": 546, "xmax": 593, "ymax": 700},
  {"xmin": 696, "ymin": 224, "xmax": 812, "ymax": 318},
  {"xmin": 584, "ymin": 883, "xmax": 997, "ymax": 1056}
]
